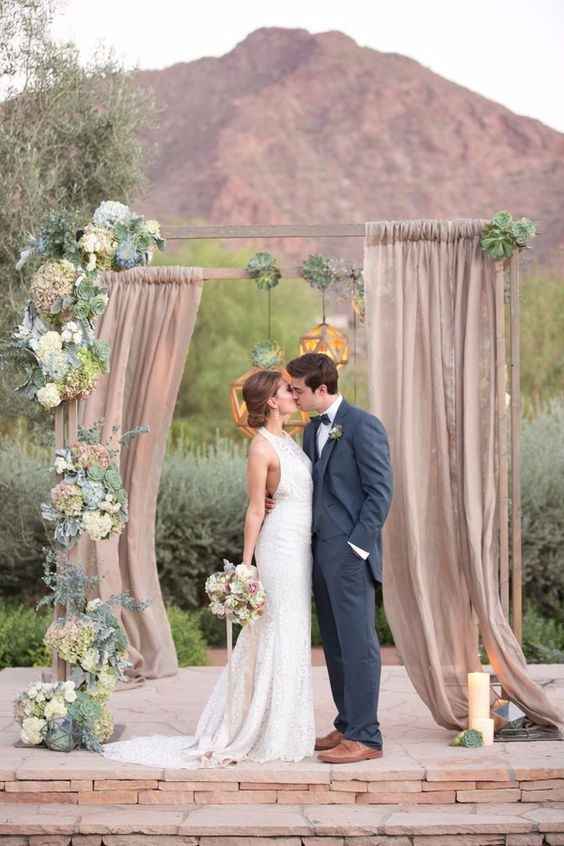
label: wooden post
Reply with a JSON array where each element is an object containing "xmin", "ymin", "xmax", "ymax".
[
  {"xmin": 52, "ymin": 399, "xmax": 79, "ymax": 681},
  {"xmin": 495, "ymin": 261, "xmax": 510, "ymax": 619},
  {"xmin": 509, "ymin": 252, "xmax": 523, "ymax": 642}
]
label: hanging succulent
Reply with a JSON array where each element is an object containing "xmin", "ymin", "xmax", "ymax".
[
  {"xmin": 301, "ymin": 254, "xmax": 335, "ymax": 290},
  {"xmin": 250, "ymin": 339, "xmax": 284, "ymax": 370},
  {"xmin": 480, "ymin": 211, "xmax": 536, "ymax": 260},
  {"xmin": 246, "ymin": 252, "xmax": 281, "ymax": 290}
]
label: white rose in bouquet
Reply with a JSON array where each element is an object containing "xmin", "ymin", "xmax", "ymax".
[{"xmin": 235, "ymin": 563, "xmax": 257, "ymax": 581}]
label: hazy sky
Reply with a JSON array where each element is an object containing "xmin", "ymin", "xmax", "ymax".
[{"xmin": 51, "ymin": 0, "xmax": 564, "ymax": 133}]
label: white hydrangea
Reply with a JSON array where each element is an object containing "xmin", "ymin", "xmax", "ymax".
[
  {"xmin": 145, "ymin": 219, "xmax": 161, "ymax": 237},
  {"xmin": 61, "ymin": 321, "xmax": 83, "ymax": 345},
  {"xmin": 37, "ymin": 383, "xmax": 62, "ymax": 409},
  {"xmin": 21, "ymin": 716, "xmax": 46, "ymax": 746},
  {"xmin": 63, "ymin": 681, "xmax": 77, "ymax": 703},
  {"xmin": 36, "ymin": 331, "xmax": 63, "ymax": 360},
  {"xmin": 93, "ymin": 201, "xmax": 132, "ymax": 228},
  {"xmin": 82, "ymin": 509, "xmax": 113, "ymax": 541},
  {"xmin": 42, "ymin": 350, "xmax": 70, "ymax": 381},
  {"xmin": 54, "ymin": 454, "xmax": 73, "ymax": 474},
  {"xmin": 43, "ymin": 697, "xmax": 67, "ymax": 720},
  {"xmin": 81, "ymin": 647, "xmax": 100, "ymax": 673},
  {"xmin": 86, "ymin": 598, "xmax": 104, "ymax": 613}
]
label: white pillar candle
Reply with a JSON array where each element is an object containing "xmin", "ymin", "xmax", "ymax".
[
  {"xmin": 470, "ymin": 716, "xmax": 495, "ymax": 746},
  {"xmin": 468, "ymin": 672, "xmax": 490, "ymax": 721}
]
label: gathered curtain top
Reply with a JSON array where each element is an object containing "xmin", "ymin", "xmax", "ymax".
[
  {"xmin": 366, "ymin": 219, "xmax": 488, "ymax": 246},
  {"xmin": 102, "ymin": 266, "xmax": 204, "ymax": 286}
]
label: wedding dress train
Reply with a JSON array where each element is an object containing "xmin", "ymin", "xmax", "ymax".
[{"xmin": 101, "ymin": 427, "xmax": 315, "ymax": 768}]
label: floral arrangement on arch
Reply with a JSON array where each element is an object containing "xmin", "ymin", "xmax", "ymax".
[
  {"xmin": 8, "ymin": 201, "xmax": 164, "ymax": 410},
  {"xmin": 41, "ymin": 421, "xmax": 147, "ymax": 547},
  {"xmin": 14, "ymin": 555, "xmax": 149, "ymax": 752}
]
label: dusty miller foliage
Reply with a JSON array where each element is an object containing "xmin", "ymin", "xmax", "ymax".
[{"xmin": 37, "ymin": 549, "xmax": 150, "ymax": 616}]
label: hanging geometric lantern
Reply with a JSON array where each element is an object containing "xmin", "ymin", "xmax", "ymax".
[
  {"xmin": 229, "ymin": 340, "xmax": 309, "ymax": 438},
  {"xmin": 299, "ymin": 321, "xmax": 350, "ymax": 369},
  {"xmin": 299, "ymin": 254, "xmax": 351, "ymax": 370}
]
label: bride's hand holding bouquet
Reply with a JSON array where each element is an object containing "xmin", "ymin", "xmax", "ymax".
[{"xmin": 205, "ymin": 559, "xmax": 266, "ymax": 626}]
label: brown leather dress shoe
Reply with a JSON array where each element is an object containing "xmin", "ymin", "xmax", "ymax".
[
  {"xmin": 318, "ymin": 739, "xmax": 384, "ymax": 764},
  {"xmin": 314, "ymin": 729, "xmax": 344, "ymax": 752}
]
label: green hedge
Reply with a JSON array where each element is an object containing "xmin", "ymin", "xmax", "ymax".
[{"xmin": 0, "ymin": 602, "xmax": 51, "ymax": 668}]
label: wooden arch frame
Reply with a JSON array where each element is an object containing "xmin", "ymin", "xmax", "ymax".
[{"xmin": 52, "ymin": 221, "xmax": 523, "ymax": 682}]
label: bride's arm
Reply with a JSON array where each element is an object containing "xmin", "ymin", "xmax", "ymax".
[{"xmin": 242, "ymin": 439, "xmax": 269, "ymax": 565}]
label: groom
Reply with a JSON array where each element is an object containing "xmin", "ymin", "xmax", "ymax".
[{"xmin": 286, "ymin": 353, "xmax": 393, "ymax": 764}]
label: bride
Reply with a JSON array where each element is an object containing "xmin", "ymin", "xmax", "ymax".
[{"xmin": 101, "ymin": 369, "xmax": 315, "ymax": 768}]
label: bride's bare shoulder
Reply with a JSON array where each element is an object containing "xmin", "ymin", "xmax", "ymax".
[{"xmin": 248, "ymin": 432, "xmax": 275, "ymax": 460}]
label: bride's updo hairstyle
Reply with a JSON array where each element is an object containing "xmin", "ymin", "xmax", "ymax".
[{"xmin": 242, "ymin": 370, "xmax": 282, "ymax": 429}]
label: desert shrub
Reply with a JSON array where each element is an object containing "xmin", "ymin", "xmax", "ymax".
[
  {"xmin": 522, "ymin": 603, "xmax": 564, "ymax": 663},
  {"xmin": 0, "ymin": 441, "xmax": 51, "ymax": 603},
  {"xmin": 521, "ymin": 401, "xmax": 564, "ymax": 623},
  {"xmin": 156, "ymin": 438, "xmax": 247, "ymax": 609}
]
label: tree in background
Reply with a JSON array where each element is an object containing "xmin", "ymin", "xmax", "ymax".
[{"xmin": 0, "ymin": 0, "xmax": 153, "ymax": 437}]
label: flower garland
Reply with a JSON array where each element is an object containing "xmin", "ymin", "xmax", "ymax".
[
  {"xmin": 9, "ymin": 201, "xmax": 164, "ymax": 410},
  {"xmin": 9, "ymin": 200, "xmax": 159, "ymax": 751},
  {"xmin": 13, "ymin": 554, "xmax": 149, "ymax": 751}
]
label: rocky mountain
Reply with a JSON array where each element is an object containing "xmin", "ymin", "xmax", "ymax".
[{"xmin": 134, "ymin": 27, "xmax": 564, "ymax": 270}]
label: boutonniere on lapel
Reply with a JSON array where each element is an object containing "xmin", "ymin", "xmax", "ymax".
[{"xmin": 328, "ymin": 424, "xmax": 343, "ymax": 441}]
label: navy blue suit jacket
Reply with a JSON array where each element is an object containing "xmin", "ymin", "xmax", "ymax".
[{"xmin": 303, "ymin": 399, "xmax": 393, "ymax": 583}]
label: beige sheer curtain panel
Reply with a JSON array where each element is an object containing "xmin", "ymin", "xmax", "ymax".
[
  {"xmin": 78, "ymin": 266, "xmax": 204, "ymax": 680},
  {"xmin": 364, "ymin": 220, "xmax": 563, "ymax": 731}
]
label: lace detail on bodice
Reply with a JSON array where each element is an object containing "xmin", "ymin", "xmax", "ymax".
[
  {"xmin": 258, "ymin": 427, "xmax": 313, "ymax": 505},
  {"xmin": 101, "ymin": 428, "xmax": 315, "ymax": 769}
]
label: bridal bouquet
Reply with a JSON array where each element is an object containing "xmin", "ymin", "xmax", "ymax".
[{"xmin": 206, "ymin": 560, "xmax": 266, "ymax": 626}]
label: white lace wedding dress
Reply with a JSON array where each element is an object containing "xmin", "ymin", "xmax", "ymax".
[{"xmin": 101, "ymin": 427, "xmax": 315, "ymax": 768}]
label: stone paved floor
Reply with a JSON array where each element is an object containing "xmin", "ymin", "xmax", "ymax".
[{"xmin": 1, "ymin": 664, "xmax": 563, "ymax": 779}]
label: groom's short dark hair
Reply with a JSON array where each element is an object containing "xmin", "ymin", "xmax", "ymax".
[{"xmin": 286, "ymin": 353, "xmax": 338, "ymax": 394}]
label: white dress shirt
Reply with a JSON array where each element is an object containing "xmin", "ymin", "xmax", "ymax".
[{"xmin": 316, "ymin": 395, "xmax": 369, "ymax": 561}]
